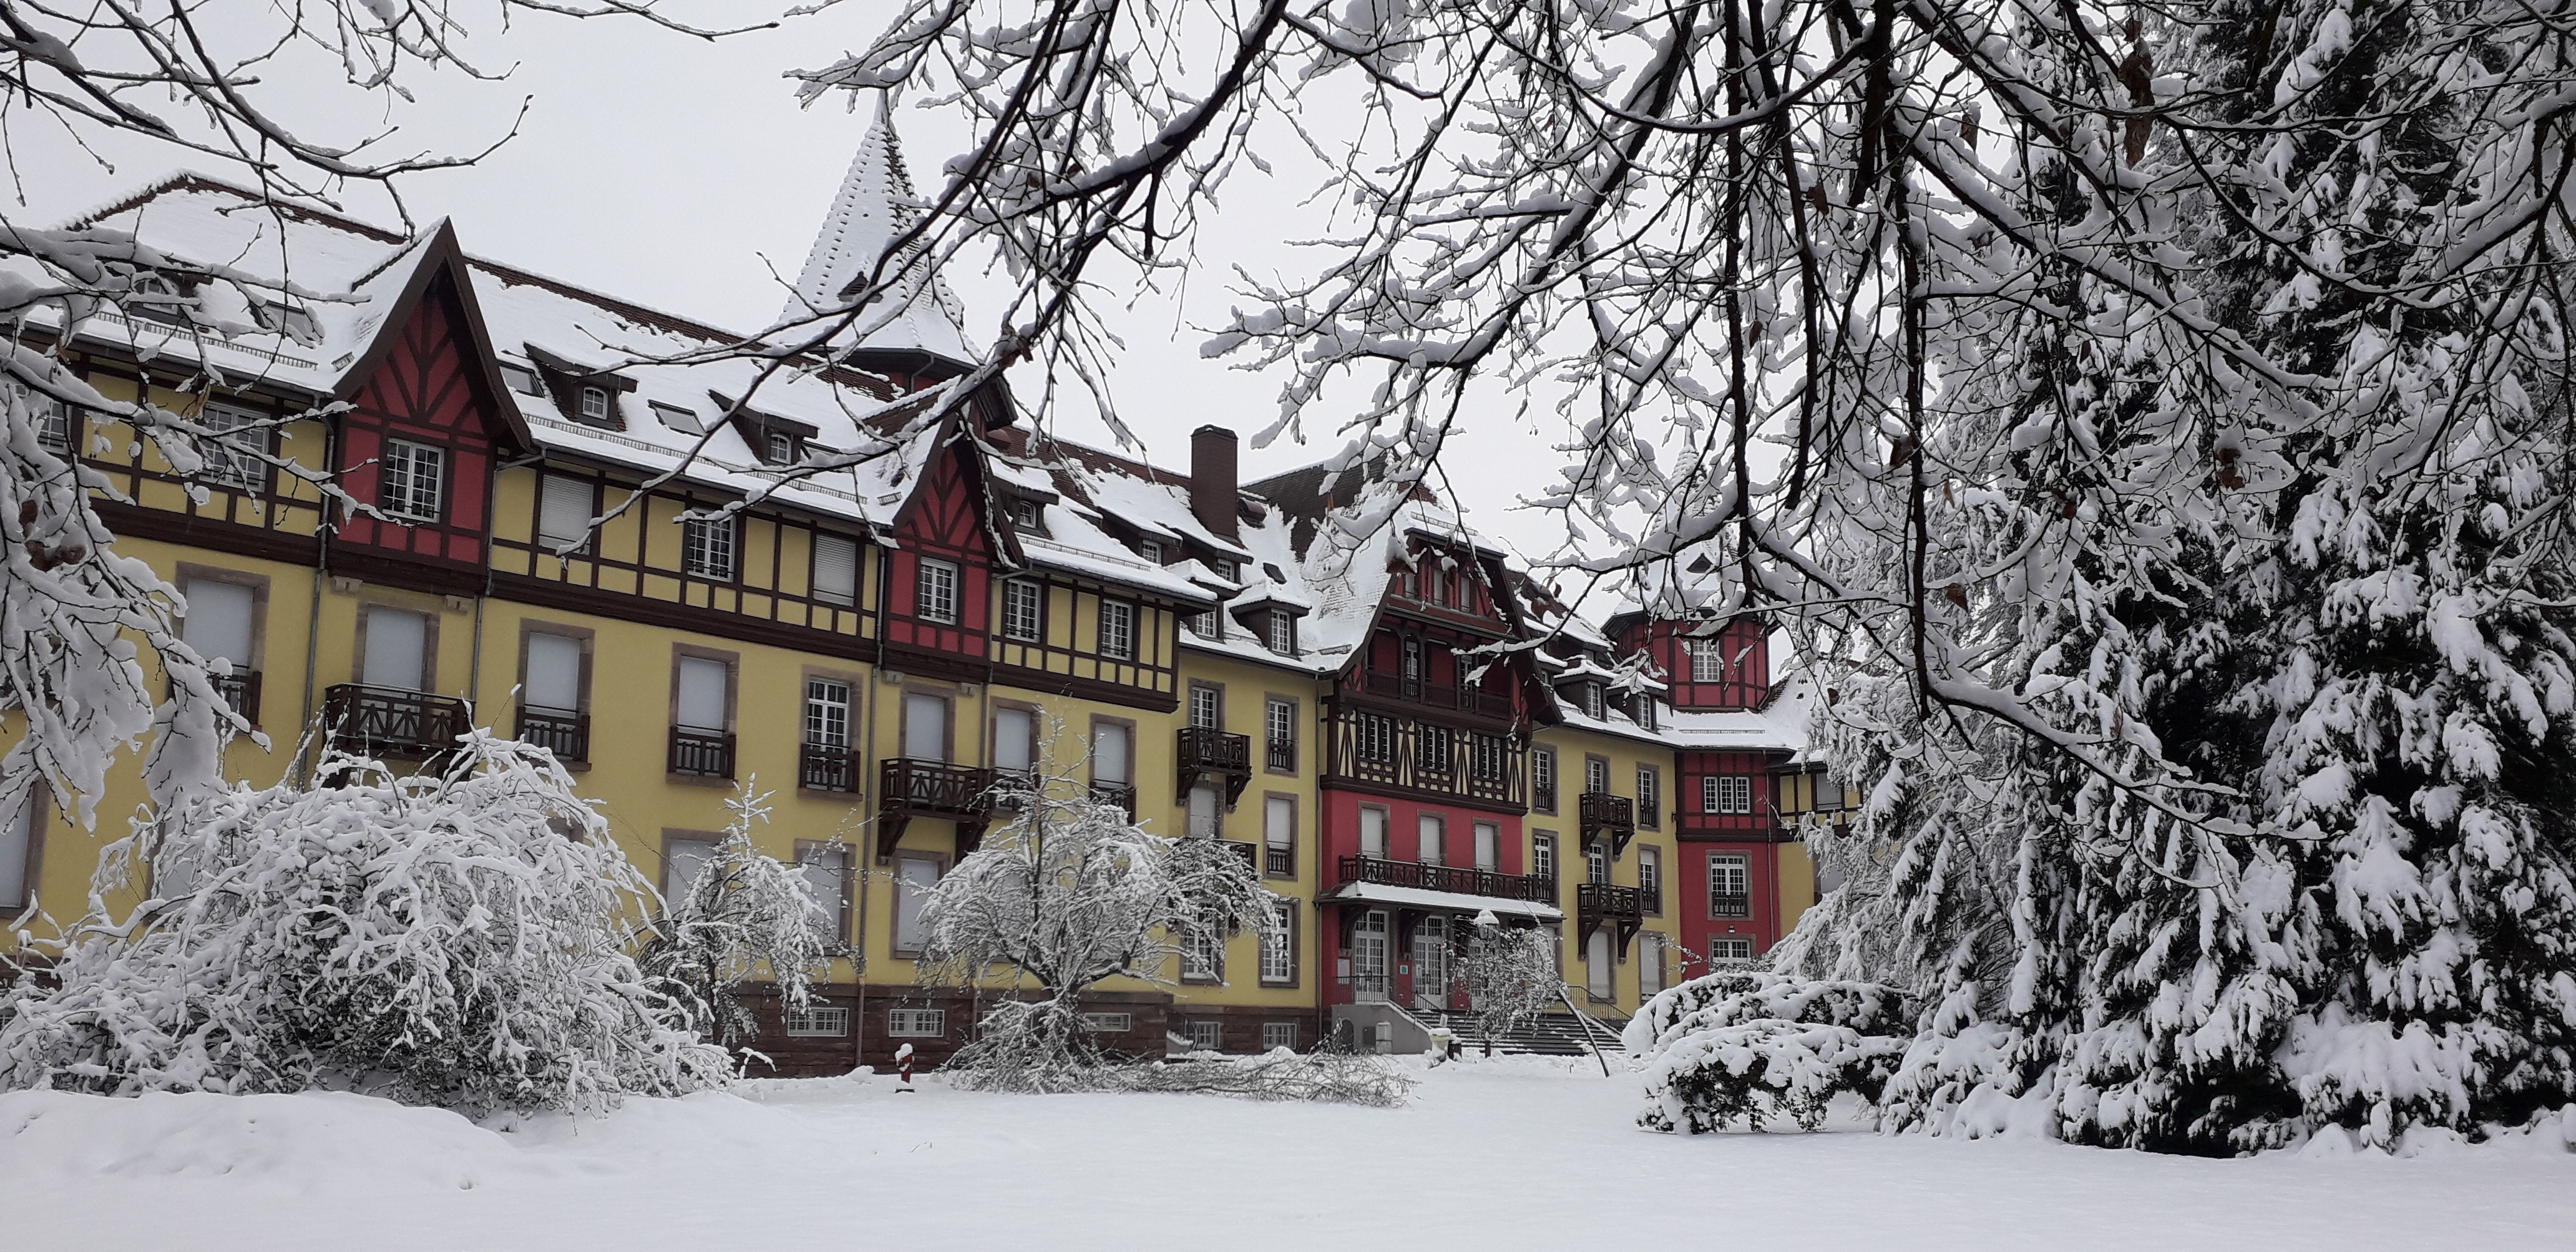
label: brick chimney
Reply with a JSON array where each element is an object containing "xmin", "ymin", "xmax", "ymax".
[{"xmin": 1189, "ymin": 424, "xmax": 1240, "ymax": 540}]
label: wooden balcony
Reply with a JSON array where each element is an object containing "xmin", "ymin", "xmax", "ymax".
[
  {"xmin": 1579, "ymin": 790, "xmax": 1636, "ymax": 858},
  {"xmin": 799, "ymin": 741, "xmax": 860, "ymax": 793},
  {"xmin": 1360, "ymin": 671, "xmax": 1513, "ymax": 719},
  {"xmin": 1176, "ymin": 725, "xmax": 1253, "ymax": 806},
  {"xmin": 1090, "ymin": 780, "xmax": 1138, "ymax": 819},
  {"xmin": 668, "ymin": 726, "xmax": 734, "ymax": 779},
  {"xmin": 1264, "ymin": 843, "xmax": 1293, "ymax": 877},
  {"xmin": 1578, "ymin": 882, "xmax": 1645, "ymax": 957},
  {"xmin": 515, "ymin": 706, "xmax": 589, "ymax": 763},
  {"xmin": 878, "ymin": 758, "xmax": 997, "ymax": 860},
  {"xmin": 1221, "ymin": 839, "xmax": 1260, "ymax": 870},
  {"xmin": 1335, "ymin": 854, "xmax": 1554, "ymax": 904},
  {"xmin": 1266, "ymin": 736, "xmax": 1295, "ymax": 772},
  {"xmin": 322, "ymin": 683, "xmax": 469, "ymax": 760},
  {"xmin": 211, "ymin": 668, "xmax": 261, "ymax": 725}
]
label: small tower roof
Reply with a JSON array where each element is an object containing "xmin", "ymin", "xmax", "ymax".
[{"xmin": 783, "ymin": 95, "xmax": 976, "ymax": 369}]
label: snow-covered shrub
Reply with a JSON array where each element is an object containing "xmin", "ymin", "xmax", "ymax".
[
  {"xmin": 0, "ymin": 733, "xmax": 729, "ymax": 1112},
  {"xmin": 1461, "ymin": 919, "xmax": 1560, "ymax": 1053},
  {"xmin": 638, "ymin": 783, "xmax": 838, "ymax": 1051},
  {"xmin": 919, "ymin": 740, "xmax": 1271, "ymax": 1090},
  {"xmin": 1122, "ymin": 1047, "xmax": 1414, "ymax": 1107},
  {"xmin": 1631, "ymin": 973, "xmax": 1916, "ymax": 1133}
]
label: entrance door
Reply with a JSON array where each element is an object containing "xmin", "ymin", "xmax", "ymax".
[
  {"xmin": 1413, "ymin": 915, "xmax": 1449, "ymax": 1011},
  {"xmin": 1586, "ymin": 927, "xmax": 1614, "ymax": 1000},
  {"xmin": 1351, "ymin": 909, "xmax": 1389, "ymax": 1003},
  {"xmin": 361, "ymin": 607, "xmax": 427, "ymax": 690}
]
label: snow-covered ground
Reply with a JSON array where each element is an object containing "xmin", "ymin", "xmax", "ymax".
[{"xmin": 6, "ymin": 1057, "xmax": 2569, "ymax": 1250}]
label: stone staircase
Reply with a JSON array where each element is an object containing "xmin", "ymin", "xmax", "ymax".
[{"xmin": 1412, "ymin": 1007, "xmax": 1627, "ymax": 1057}]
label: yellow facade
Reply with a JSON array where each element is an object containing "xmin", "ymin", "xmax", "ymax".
[{"xmin": 1529, "ymin": 720, "xmax": 1682, "ymax": 1014}]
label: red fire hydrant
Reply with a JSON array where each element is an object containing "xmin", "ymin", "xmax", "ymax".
[{"xmin": 895, "ymin": 1042, "xmax": 915, "ymax": 1092}]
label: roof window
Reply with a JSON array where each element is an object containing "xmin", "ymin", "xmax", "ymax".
[{"xmin": 578, "ymin": 386, "xmax": 612, "ymax": 425}]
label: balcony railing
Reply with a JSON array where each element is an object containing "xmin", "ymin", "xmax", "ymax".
[
  {"xmin": 1710, "ymin": 893, "xmax": 1752, "ymax": 919},
  {"xmin": 516, "ymin": 706, "xmax": 589, "ymax": 763},
  {"xmin": 1336, "ymin": 854, "xmax": 1554, "ymax": 903},
  {"xmin": 1642, "ymin": 882, "xmax": 1662, "ymax": 915},
  {"xmin": 1264, "ymin": 844, "xmax": 1293, "ymax": 877},
  {"xmin": 1579, "ymin": 790, "xmax": 1636, "ymax": 856},
  {"xmin": 1266, "ymin": 737, "xmax": 1295, "ymax": 772},
  {"xmin": 1090, "ymin": 780, "xmax": 1138, "ymax": 819},
  {"xmin": 668, "ymin": 726, "xmax": 735, "ymax": 778},
  {"xmin": 1577, "ymin": 882, "xmax": 1646, "ymax": 919},
  {"xmin": 211, "ymin": 669, "xmax": 261, "ymax": 725},
  {"xmin": 1533, "ymin": 780, "xmax": 1556, "ymax": 813},
  {"xmin": 799, "ymin": 741, "xmax": 859, "ymax": 793},
  {"xmin": 1221, "ymin": 839, "xmax": 1260, "ymax": 870},
  {"xmin": 1359, "ymin": 671, "xmax": 1514, "ymax": 718},
  {"xmin": 882, "ymin": 758, "xmax": 997, "ymax": 818},
  {"xmin": 1177, "ymin": 725, "xmax": 1252, "ymax": 806},
  {"xmin": 322, "ymin": 683, "xmax": 469, "ymax": 758}
]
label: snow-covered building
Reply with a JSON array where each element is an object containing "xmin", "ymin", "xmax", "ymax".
[{"xmin": 1, "ymin": 113, "xmax": 1838, "ymax": 1070}]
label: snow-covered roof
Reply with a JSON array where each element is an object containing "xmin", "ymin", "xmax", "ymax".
[
  {"xmin": 1665, "ymin": 677, "xmax": 1817, "ymax": 757},
  {"xmin": 781, "ymin": 98, "xmax": 975, "ymax": 366}
]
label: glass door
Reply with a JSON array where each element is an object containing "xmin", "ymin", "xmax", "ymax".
[
  {"xmin": 1352, "ymin": 909, "xmax": 1389, "ymax": 1003},
  {"xmin": 1413, "ymin": 915, "xmax": 1449, "ymax": 1011}
]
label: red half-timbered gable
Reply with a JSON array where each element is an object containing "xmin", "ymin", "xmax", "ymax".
[
  {"xmin": 1619, "ymin": 615, "xmax": 1769, "ymax": 710},
  {"xmin": 330, "ymin": 230, "xmax": 526, "ymax": 592},
  {"xmin": 883, "ymin": 431, "xmax": 997, "ymax": 666}
]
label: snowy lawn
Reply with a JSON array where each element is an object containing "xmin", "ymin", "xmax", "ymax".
[{"xmin": 5, "ymin": 1056, "xmax": 2569, "ymax": 1250}]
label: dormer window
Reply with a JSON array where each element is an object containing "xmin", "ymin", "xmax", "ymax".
[
  {"xmin": 578, "ymin": 386, "xmax": 611, "ymax": 424},
  {"xmin": 1266, "ymin": 611, "xmax": 1295, "ymax": 655},
  {"xmin": 499, "ymin": 363, "xmax": 545, "ymax": 397},
  {"xmin": 1010, "ymin": 499, "xmax": 1043, "ymax": 533},
  {"xmin": 8, "ymin": 384, "xmax": 73, "ymax": 455},
  {"xmin": 1139, "ymin": 539, "xmax": 1164, "ymax": 563},
  {"xmin": 1189, "ymin": 609, "xmax": 1222, "ymax": 640},
  {"xmin": 1635, "ymin": 697, "xmax": 1657, "ymax": 731},
  {"xmin": 1211, "ymin": 557, "xmax": 1238, "ymax": 582},
  {"xmin": 1425, "ymin": 565, "xmax": 1444, "ymax": 605},
  {"xmin": 1580, "ymin": 683, "xmax": 1604, "ymax": 720},
  {"xmin": 250, "ymin": 301, "xmax": 318, "ymax": 341},
  {"xmin": 767, "ymin": 431, "xmax": 799, "ymax": 464},
  {"xmin": 128, "ymin": 273, "xmax": 188, "ymax": 326}
]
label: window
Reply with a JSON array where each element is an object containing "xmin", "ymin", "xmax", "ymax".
[
  {"xmin": 1357, "ymin": 713, "xmax": 1395, "ymax": 763},
  {"xmin": 1265, "ymin": 698, "xmax": 1296, "ymax": 771},
  {"xmin": 1711, "ymin": 937, "xmax": 1754, "ymax": 962},
  {"xmin": 1210, "ymin": 558, "xmax": 1238, "ymax": 582},
  {"xmin": 1098, "ymin": 599, "xmax": 1136, "ymax": 660},
  {"xmin": 538, "ymin": 474, "xmax": 593, "ymax": 553},
  {"xmin": 1188, "ymin": 684, "xmax": 1222, "ymax": 729},
  {"xmin": 1266, "ymin": 611, "xmax": 1295, "ymax": 655},
  {"xmin": 0, "ymin": 790, "xmax": 41, "ymax": 911},
  {"xmin": 10, "ymin": 382, "xmax": 74, "ymax": 454},
  {"xmin": 361, "ymin": 606, "xmax": 430, "ymax": 691},
  {"xmin": 1188, "ymin": 608, "xmax": 1222, "ymax": 640},
  {"xmin": 1262, "ymin": 1021, "xmax": 1298, "ymax": 1051},
  {"xmin": 799, "ymin": 844, "xmax": 851, "ymax": 942},
  {"xmin": 1079, "ymin": 1012, "xmax": 1133, "ymax": 1032},
  {"xmin": 1586, "ymin": 929, "xmax": 1614, "ymax": 1000},
  {"xmin": 1188, "ymin": 785, "xmax": 1221, "ymax": 838},
  {"xmin": 1359, "ymin": 806, "xmax": 1389, "ymax": 860},
  {"xmin": 993, "ymin": 706, "xmax": 1037, "ymax": 776},
  {"xmin": 1424, "ymin": 564, "xmax": 1444, "ymax": 606},
  {"xmin": 1586, "ymin": 842, "xmax": 1609, "ymax": 885},
  {"xmin": 1184, "ymin": 1020, "xmax": 1224, "ymax": 1050},
  {"xmin": 675, "ymin": 655, "xmax": 729, "ymax": 732},
  {"xmin": 1091, "ymin": 721, "xmax": 1131, "ymax": 785},
  {"xmin": 1183, "ymin": 930, "xmax": 1222, "ymax": 981},
  {"xmin": 1138, "ymin": 539, "xmax": 1163, "ymax": 563},
  {"xmin": 1636, "ymin": 698, "xmax": 1657, "ymax": 731},
  {"xmin": 1415, "ymin": 725, "xmax": 1451, "ymax": 776},
  {"xmin": 999, "ymin": 579, "xmax": 1043, "ymax": 640},
  {"xmin": 373, "ymin": 438, "xmax": 445, "ymax": 522},
  {"xmin": 520, "ymin": 631, "xmax": 584, "ymax": 738},
  {"xmin": 1705, "ymin": 775, "xmax": 1753, "ymax": 814},
  {"xmin": 663, "ymin": 835, "xmax": 719, "ymax": 901},
  {"xmin": 682, "ymin": 515, "xmax": 735, "ymax": 580},
  {"xmin": 1470, "ymin": 733, "xmax": 1507, "ymax": 781},
  {"xmin": 905, "ymin": 693, "xmax": 952, "ymax": 761},
  {"xmin": 1263, "ymin": 796, "xmax": 1295, "ymax": 878},
  {"xmin": 182, "ymin": 577, "xmax": 259, "ymax": 708},
  {"xmin": 805, "ymin": 679, "xmax": 852, "ymax": 748},
  {"xmin": 812, "ymin": 534, "xmax": 859, "ymax": 606},
  {"xmin": 1639, "ymin": 936, "xmax": 1665, "ymax": 997},
  {"xmin": 887, "ymin": 1007, "xmax": 947, "ymax": 1037},
  {"xmin": 1581, "ymin": 683, "xmax": 1604, "ymax": 720},
  {"xmin": 783, "ymin": 1005, "xmax": 849, "ymax": 1037},
  {"xmin": 1532, "ymin": 833, "xmax": 1556, "ymax": 883},
  {"xmin": 1010, "ymin": 499, "xmax": 1042, "ymax": 532},
  {"xmin": 1689, "ymin": 637, "xmax": 1724, "ymax": 682},
  {"xmin": 1401, "ymin": 638, "xmax": 1423, "ymax": 688},
  {"xmin": 915, "ymin": 559, "xmax": 959, "ymax": 624},
  {"xmin": 1418, "ymin": 814, "xmax": 1445, "ymax": 866},
  {"xmin": 1709, "ymin": 853, "xmax": 1751, "ymax": 917},
  {"xmin": 895, "ymin": 856, "xmax": 942, "ymax": 952},
  {"xmin": 1532, "ymin": 748, "xmax": 1557, "ymax": 812},
  {"xmin": 1585, "ymin": 756, "xmax": 1611, "ymax": 795},
  {"xmin": 499, "ymin": 362, "xmax": 545, "ymax": 396},
  {"xmin": 1639, "ymin": 848, "xmax": 1661, "ymax": 910},
  {"xmin": 766, "ymin": 431, "xmax": 797, "ymax": 464},
  {"xmin": 578, "ymin": 386, "xmax": 610, "ymax": 424},
  {"xmin": 1473, "ymin": 822, "xmax": 1499, "ymax": 872},
  {"xmin": 650, "ymin": 400, "xmax": 700, "ymax": 433},
  {"xmin": 1637, "ymin": 767, "xmax": 1661, "ymax": 828}
]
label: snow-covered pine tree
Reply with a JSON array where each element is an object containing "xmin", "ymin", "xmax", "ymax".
[{"xmin": 0, "ymin": 732, "xmax": 731, "ymax": 1111}]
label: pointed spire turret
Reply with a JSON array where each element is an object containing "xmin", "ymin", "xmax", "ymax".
[{"xmin": 784, "ymin": 95, "xmax": 975, "ymax": 374}]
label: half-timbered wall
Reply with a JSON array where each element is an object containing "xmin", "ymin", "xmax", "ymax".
[
  {"xmin": 884, "ymin": 440, "xmax": 992, "ymax": 663},
  {"xmin": 333, "ymin": 274, "xmax": 506, "ymax": 583},
  {"xmin": 67, "ymin": 366, "xmax": 334, "ymax": 564},
  {"xmin": 1676, "ymin": 748, "xmax": 1786, "ymax": 840},
  {"xmin": 1624, "ymin": 617, "xmax": 1769, "ymax": 710}
]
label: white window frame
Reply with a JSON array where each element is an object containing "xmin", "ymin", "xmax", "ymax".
[
  {"xmin": 1098, "ymin": 599, "xmax": 1136, "ymax": 660},
  {"xmin": 1705, "ymin": 775, "xmax": 1752, "ymax": 814},
  {"xmin": 1002, "ymin": 579, "xmax": 1044, "ymax": 640},
  {"xmin": 1709, "ymin": 853, "xmax": 1750, "ymax": 916},
  {"xmin": 783, "ymin": 1005, "xmax": 850, "ymax": 1037},
  {"xmin": 1184, "ymin": 1020, "xmax": 1224, "ymax": 1050},
  {"xmin": 804, "ymin": 678, "xmax": 852, "ymax": 749},
  {"xmin": 1532, "ymin": 833, "xmax": 1556, "ymax": 882},
  {"xmin": 1711, "ymin": 937, "xmax": 1754, "ymax": 962},
  {"xmin": 812, "ymin": 533, "xmax": 859, "ymax": 606},
  {"xmin": 1637, "ymin": 766, "xmax": 1660, "ymax": 823},
  {"xmin": 1689, "ymin": 637, "xmax": 1724, "ymax": 683},
  {"xmin": 682, "ymin": 514, "xmax": 735, "ymax": 580},
  {"xmin": 1079, "ymin": 1012, "xmax": 1133, "ymax": 1032},
  {"xmin": 1266, "ymin": 610, "xmax": 1295, "ymax": 654},
  {"xmin": 916, "ymin": 558, "xmax": 960, "ymax": 624},
  {"xmin": 1259, "ymin": 899, "xmax": 1294, "ymax": 984},
  {"xmin": 886, "ymin": 1007, "xmax": 947, "ymax": 1038},
  {"xmin": 1182, "ymin": 929, "xmax": 1223, "ymax": 981},
  {"xmin": 377, "ymin": 437, "xmax": 442, "ymax": 521},
  {"xmin": 579, "ymin": 385, "xmax": 611, "ymax": 423},
  {"xmin": 1189, "ymin": 685, "xmax": 1222, "ymax": 729},
  {"xmin": 1261, "ymin": 1021, "xmax": 1298, "ymax": 1051}
]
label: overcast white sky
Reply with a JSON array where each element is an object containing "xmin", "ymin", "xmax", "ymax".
[{"xmin": 15, "ymin": 1, "xmax": 1601, "ymax": 572}]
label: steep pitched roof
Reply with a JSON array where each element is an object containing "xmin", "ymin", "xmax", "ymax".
[{"xmin": 782, "ymin": 97, "xmax": 976, "ymax": 368}]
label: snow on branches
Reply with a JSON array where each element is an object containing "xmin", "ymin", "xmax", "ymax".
[
  {"xmin": 911, "ymin": 740, "xmax": 1273, "ymax": 1090},
  {"xmin": 638, "ymin": 782, "xmax": 842, "ymax": 1054},
  {"xmin": 1628, "ymin": 974, "xmax": 1918, "ymax": 1134},
  {"xmin": 1460, "ymin": 916, "xmax": 1559, "ymax": 1055},
  {"xmin": 0, "ymin": 733, "xmax": 730, "ymax": 1112}
]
